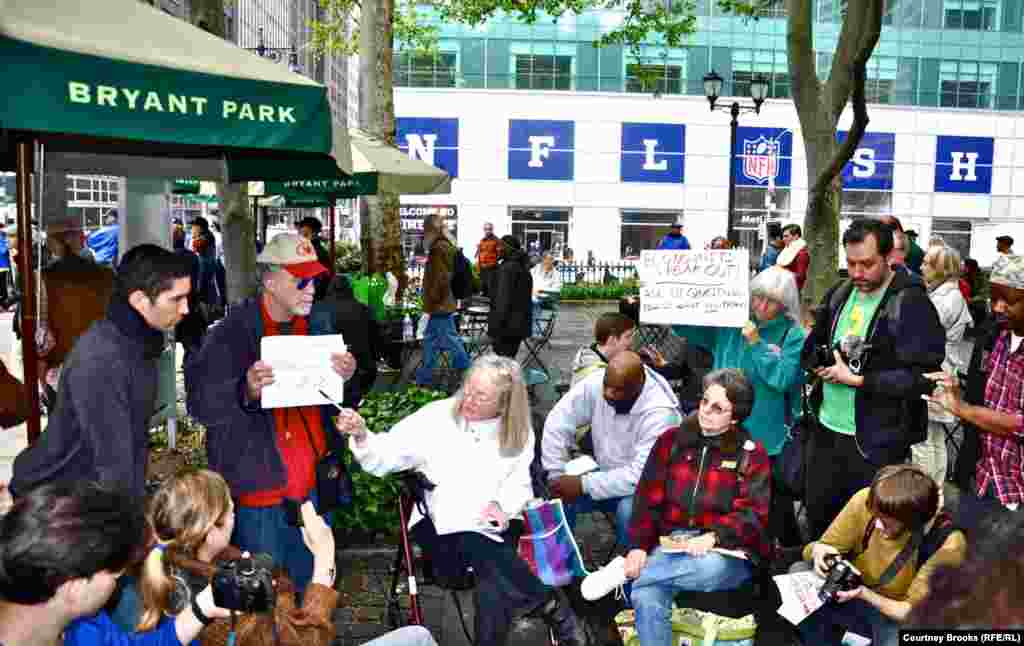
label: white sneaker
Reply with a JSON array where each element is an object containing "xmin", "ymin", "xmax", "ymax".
[{"xmin": 581, "ymin": 555, "xmax": 627, "ymax": 601}]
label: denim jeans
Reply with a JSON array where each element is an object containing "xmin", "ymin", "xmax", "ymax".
[
  {"xmin": 563, "ymin": 494, "xmax": 633, "ymax": 549},
  {"xmin": 797, "ymin": 598, "xmax": 900, "ymax": 646},
  {"xmin": 364, "ymin": 626, "xmax": 438, "ymax": 646},
  {"xmin": 233, "ymin": 501, "xmax": 314, "ymax": 595},
  {"xmin": 629, "ymin": 543, "xmax": 753, "ymax": 646},
  {"xmin": 415, "ymin": 313, "xmax": 470, "ymax": 386}
]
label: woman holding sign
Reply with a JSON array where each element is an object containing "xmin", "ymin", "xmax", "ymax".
[{"xmin": 671, "ymin": 266, "xmax": 807, "ymax": 547}]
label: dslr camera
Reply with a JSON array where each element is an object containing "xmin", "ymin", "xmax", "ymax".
[
  {"xmin": 212, "ymin": 553, "xmax": 275, "ymax": 613},
  {"xmin": 818, "ymin": 553, "xmax": 864, "ymax": 603}
]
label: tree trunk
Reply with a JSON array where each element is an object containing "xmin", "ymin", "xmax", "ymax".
[
  {"xmin": 191, "ymin": 0, "xmax": 255, "ymax": 304},
  {"xmin": 359, "ymin": 0, "xmax": 406, "ymax": 290},
  {"xmin": 801, "ymin": 113, "xmax": 842, "ymax": 309}
]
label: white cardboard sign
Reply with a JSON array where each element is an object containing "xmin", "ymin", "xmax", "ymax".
[{"xmin": 637, "ymin": 249, "xmax": 750, "ymax": 328}]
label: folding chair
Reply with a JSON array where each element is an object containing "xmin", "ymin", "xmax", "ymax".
[{"xmin": 521, "ymin": 299, "xmax": 559, "ymax": 380}]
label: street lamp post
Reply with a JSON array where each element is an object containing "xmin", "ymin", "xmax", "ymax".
[
  {"xmin": 246, "ymin": 26, "xmax": 300, "ymax": 73},
  {"xmin": 703, "ymin": 71, "xmax": 769, "ymax": 246}
]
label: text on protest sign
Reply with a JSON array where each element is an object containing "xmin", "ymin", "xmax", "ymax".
[{"xmin": 638, "ymin": 249, "xmax": 750, "ymax": 327}]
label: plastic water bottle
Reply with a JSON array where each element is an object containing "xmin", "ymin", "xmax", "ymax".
[{"xmin": 402, "ymin": 314, "xmax": 414, "ymax": 341}]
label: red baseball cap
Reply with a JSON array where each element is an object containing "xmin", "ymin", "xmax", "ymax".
[{"xmin": 257, "ymin": 233, "xmax": 327, "ymax": 279}]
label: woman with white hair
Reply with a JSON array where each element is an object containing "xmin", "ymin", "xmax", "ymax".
[
  {"xmin": 671, "ymin": 266, "xmax": 807, "ymax": 545},
  {"xmin": 913, "ymin": 244, "xmax": 973, "ymax": 483},
  {"xmin": 335, "ymin": 354, "xmax": 588, "ymax": 646}
]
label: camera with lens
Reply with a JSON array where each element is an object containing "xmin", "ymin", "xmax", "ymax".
[
  {"xmin": 211, "ymin": 553, "xmax": 275, "ymax": 613},
  {"xmin": 818, "ymin": 553, "xmax": 863, "ymax": 603},
  {"xmin": 814, "ymin": 344, "xmax": 837, "ymax": 369}
]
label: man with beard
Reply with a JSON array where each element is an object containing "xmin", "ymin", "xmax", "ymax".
[
  {"xmin": 185, "ymin": 233, "xmax": 357, "ymax": 592},
  {"xmin": 800, "ymin": 218, "xmax": 945, "ymax": 538}
]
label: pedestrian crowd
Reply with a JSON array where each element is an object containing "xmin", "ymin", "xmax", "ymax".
[{"xmin": 0, "ymin": 213, "xmax": 1022, "ymax": 646}]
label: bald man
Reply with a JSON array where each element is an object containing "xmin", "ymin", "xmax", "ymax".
[{"xmin": 543, "ymin": 351, "xmax": 682, "ymax": 547}]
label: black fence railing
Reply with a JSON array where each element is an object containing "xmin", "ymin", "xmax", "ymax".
[{"xmin": 556, "ymin": 262, "xmax": 638, "ymax": 285}]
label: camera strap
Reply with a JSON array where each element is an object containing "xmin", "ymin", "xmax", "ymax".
[{"xmin": 860, "ymin": 519, "xmax": 925, "ymax": 588}]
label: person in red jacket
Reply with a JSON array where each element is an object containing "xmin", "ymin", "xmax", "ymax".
[{"xmin": 777, "ymin": 224, "xmax": 810, "ymax": 291}]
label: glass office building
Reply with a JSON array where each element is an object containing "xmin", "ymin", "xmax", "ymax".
[{"xmin": 393, "ymin": 0, "xmax": 1024, "ymax": 266}]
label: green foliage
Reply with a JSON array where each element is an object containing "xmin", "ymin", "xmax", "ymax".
[
  {"xmin": 560, "ymin": 281, "xmax": 639, "ymax": 301},
  {"xmin": 331, "ymin": 387, "xmax": 449, "ymax": 539},
  {"xmin": 333, "ymin": 240, "xmax": 364, "ymax": 274}
]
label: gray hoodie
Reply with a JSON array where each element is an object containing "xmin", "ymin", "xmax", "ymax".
[{"xmin": 542, "ymin": 367, "xmax": 682, "ymax": 500}]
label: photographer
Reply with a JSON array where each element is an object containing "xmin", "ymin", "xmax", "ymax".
[
  {"xmin": 798, "ymin": 465, "xmax": 966, "ymax": 646},
  {"xmin": 0, "ymin": 480, "xmax": 229, "ymax": 646},
  {"xmin": 800, "ymin": 218, "xmax": 945, "ymax": 539},
  {"xmin": 130, "ymin": 469, "xmax": 437, "ymax": 646}
]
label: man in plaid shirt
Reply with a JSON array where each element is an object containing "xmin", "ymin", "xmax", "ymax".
[{"xmin": 928, "ymin": 254, "xmax": 1024, "ymax": 510}]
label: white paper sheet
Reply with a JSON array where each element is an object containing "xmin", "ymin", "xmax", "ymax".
[
  {"xmin": 773, "ymin": 569, "xmax": 827, "ymax": 626},
  {"xmin": 260, "ymin": 334, "xmax": 347, "ymax": 409}
]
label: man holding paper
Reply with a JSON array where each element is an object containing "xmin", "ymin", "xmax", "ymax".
[{"xmin": 185, "ymin": 232, "xmax": 356, "ymax": 594}]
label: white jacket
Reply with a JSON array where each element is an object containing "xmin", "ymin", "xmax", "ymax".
[
  {"xmin": 531, "ymin": 265, "xmax": 562, "ymax": 296},
  {"xmin": 542, "ymin": 367, "xmax": 682, "ymax": 500},
  {"xmin": 350, "ymin": 399, "xmax": 535, "ymax": 537},
  {"xmin": 928, "ymin": 280, "xmax": 974, "ymax": 423}
]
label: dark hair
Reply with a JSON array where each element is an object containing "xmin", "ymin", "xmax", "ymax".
[
  {"xmin": 115, "ymin": 244, "xmax": 194, "ymax": 302},
  {"xmin": 842, "ymin": 218, "xmax": 894, "ymax": 256},
  {"xmin": 766, "ymin": 222, "xmax": 782, "ymax": 239},
  {"xmin": 190, "ymin": 217, "xmax": 209, "ymax": 232},
  {"xmin": 0, "ymin": 481, "xmax": 148, "ymax": 604},
  {"xmin": 594, "ymin": 312, "xmax": 636, "ymax": 345},
  {"xmin": 782, "ymin": 224, "xmax": 802, "ymax": 237},
  {"xmin": 866, "ymin": 464, "xmax": 939, "ymax": 531},
  {"xmin": 297, "ymin": 217, "xmax": 323, "ymax": 234},
  {"xmin": 703, "ymin": 368, "xmax": 755, "ymax": 423},
  {"xmin": 500, "ymin": 235, "xmax": 522, "ymax": 251},
  {"xmin": 104, "ymin": 211, "xmax": 118, "ymax": 225}
]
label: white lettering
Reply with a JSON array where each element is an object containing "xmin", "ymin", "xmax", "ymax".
[
  {"xmin": 143, "ymin": 91, "xmax": 164, "ymax": 112},
  {"xmin": 642, "ymin": 139, "xmax": 668, "ymax": 171},
  {"xmin": 121, "ymin": 89, "xmax": 141, "ymax": 110},
  {"xmin": 168, "ymin": 94, "xmax": 188, "ymax": 113},
  {"xmin": 277, "ymin": 106, "xmax": 296, "ymax": 123},
  {"xmin": 405, "ymin": 134, "xmax": 438, "ymax": 165},
  {"xmin": 258, "ymin": 105, "xmax": 275, "ymax": 122},
  {"xmin": 949, "ymin": 152, "xmax": 979, "ymax": 181},
  {"xmin": 97, "ymin": 86, "xmax": 118, "ymax": 107},
  {"xmin": 68, "ymin": 82, "xmax": 91, "ymax": 104},
  {"xmin": 851, "ymin": 147, "xmax": 876, "ymax": 178},
  {"xmin": 528, "ymin": 136, "xmax": 555, "ymax": 167},
  {"xmin": 222, "ymin": 100, "xmax": 238, "ymax": 119},
  {"xmin": 190, "ymin": 97, "xmax": 207, "ymax": 115},
  {"xmin": 238, "ymin": 103, "xmax": 255, "ymax": 120}
]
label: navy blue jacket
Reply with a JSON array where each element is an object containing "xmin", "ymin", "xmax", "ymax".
[
  {"xmin": 801, "ymin": 270, "xmax": 944, "ymax": 465},
  {"xmin": 184, "ymin": 297, "xmax": 341, "ymax": 496}
]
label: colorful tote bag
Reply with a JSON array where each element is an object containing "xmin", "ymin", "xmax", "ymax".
[{"xmin": 517, "ymin": 498, "xmax": 588, "ymax": 587}]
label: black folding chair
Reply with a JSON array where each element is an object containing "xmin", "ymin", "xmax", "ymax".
[{"xmin": 521, "ymin": 300, "xmax": 559, "ymax": 380}]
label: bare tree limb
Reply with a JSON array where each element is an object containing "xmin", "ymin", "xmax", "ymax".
[
  {"xmin": 811, "ymin": 0, "xmax": 882, "ymax": 197},
  {"xmin": 786, "ymin": 0, "xmax": 819, "ymax": 118}
]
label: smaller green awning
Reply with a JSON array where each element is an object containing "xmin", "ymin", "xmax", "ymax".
[{"xmin": 172, "ymin": 179, "xmax": 200, "ymax": 195}]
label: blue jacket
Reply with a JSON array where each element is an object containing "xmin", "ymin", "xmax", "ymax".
[
  {"xmin": 657, "ymin": 233, "xmax": 691, "ymax": 251},
  {"xmin": 63, "ymin": 610, "xmax": 182, "ymax": 646},
  {"xmin": 0, "ymin": 232, "xmax": 9, "ymax": 270},
  {"xmin": 184, "ymin": 297, "xmax": 341, "ymax": 496},
  {"xmin": 672, "ymin": 315, "xmax": 806, "ymax": 456},
  {"xmin": 87, "ymin": 225, "xmax": 120, "ymax": 265},
  {"xmin": 759, "ymin": 245, "xmax": 780, "ymax": 272}
]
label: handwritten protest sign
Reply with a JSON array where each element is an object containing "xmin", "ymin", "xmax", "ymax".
[{"xmin": 637, "ymin": 249, "xmax": 750, "ymax": 327}]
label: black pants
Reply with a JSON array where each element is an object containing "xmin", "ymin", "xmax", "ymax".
[
  {"xmin": 411, "ymin": 518, "xmax": 548, "ymax": 646},
  {"xmin": 479, "ymin": 266, "xmax": 497, "ymax": 298},
  {"xmin": 768, "ymin": 456, "xmax": 803, "ymax": 547},
  {"xmin": 492, "ymin": 337, "xmax": 523, "ymax": 359},
  {"xmin": 805, "ymin": 428, "xmax": 885, "ymax": 539}
]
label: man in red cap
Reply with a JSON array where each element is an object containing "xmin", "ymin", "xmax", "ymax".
[{"xmin": 185, "ymin": 232, "xmax": 357, "ymax": 594}]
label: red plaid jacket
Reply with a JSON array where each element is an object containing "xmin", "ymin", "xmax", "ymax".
[{"xmin": 628, "ymin": 414, "xmax": 772, "ymax": 563}]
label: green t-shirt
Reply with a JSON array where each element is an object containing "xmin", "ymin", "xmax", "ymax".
[{"xmin": 819, "ymin": 287, "xmax": 885, "ymax": 436}]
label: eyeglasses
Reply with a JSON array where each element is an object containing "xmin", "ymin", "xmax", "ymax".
[
  {"xmin": 699, "ymin": 397, "xmax": 733, "ymax": 416},
  {"xmin": 464, "ymin": 389, "xmax": 498, "ymax": 406},
  {"xmin": 296, "ymin": 277, "xmax": 314, "ymax": 290}
]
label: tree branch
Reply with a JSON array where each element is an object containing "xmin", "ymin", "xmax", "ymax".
[
  {"xmin": 786, "ymin": 0, "xmax": 819, "ymax": 117},
  {"xmin": 811, "ymin": 0, "xmax": 882, "ymax": 198}
]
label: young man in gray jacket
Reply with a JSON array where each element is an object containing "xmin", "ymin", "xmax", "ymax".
[{"xmin": 543, "ymin": 351, "xmax": 682, "ymax": 547}]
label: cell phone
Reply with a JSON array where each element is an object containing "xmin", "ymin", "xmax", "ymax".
[{"xmin": 283, "ymin": 498, "xmax": 303, "ymax": 527}]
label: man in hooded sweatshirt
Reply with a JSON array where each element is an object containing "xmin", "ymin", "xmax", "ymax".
[{"xmin": 543, "ymin": 351, "xmax": 683, "ymax": 547}]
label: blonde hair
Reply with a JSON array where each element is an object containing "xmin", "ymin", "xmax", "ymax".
[
  {"xmin": 923, "ymin": 244, "xmax": 962, "ymax": 290},
  {"xmin": 453, "ymin": 354, "xmax": 532, "ymax": 457},
  {"xmin": 138, "ymin": 470, "xmax": 232, "ymax": 631}
]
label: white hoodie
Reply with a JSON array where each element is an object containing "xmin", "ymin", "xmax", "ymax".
[{"xmin": 542, "ymin": 367, "xmax": 682, "ymax": 500}]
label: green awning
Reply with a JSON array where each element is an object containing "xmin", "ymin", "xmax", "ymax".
[
  {"xmin": 0, "ymin": 0, "xmax": 352, "ymax": 180},
  {"xmin": 172, "ymin": 179, "xmax": 200, "ymax": 195},
  {"xmin": 265, "ymin": 175, "xmax": 379, "ymax": 200}
]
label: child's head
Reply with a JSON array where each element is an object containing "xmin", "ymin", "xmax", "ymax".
[{"xmin": 138, "ymin": 470, "xmax": 233, "ymax": 630}]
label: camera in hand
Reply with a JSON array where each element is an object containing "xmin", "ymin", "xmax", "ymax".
[
  {"xmin": 818, "ymin": 553, "xmax": 863, "ymax": 603},
  {"xmin": 212, "ymin": 553, "xmax": 275, "ymax": 613},
  {"xmin": 814, "ymin": 344, "xmax": 837, "ymax": 369}
]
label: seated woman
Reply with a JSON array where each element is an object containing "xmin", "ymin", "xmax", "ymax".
[
  {"xmin": 335, "ymin": 354, "xmax": 588, "ymax": 646},
  {"xmin": 127, "ymin": 469, "xmax": 436, "ymax": 646},
  {"xmin": 798, "ymin": 465, "xmax": 967, "ymax": 646},
  {"xmin": 671, "ymin": 266, "xmax": 806, "ymax": 546},
  {"xmin": 582, "ymin": 369, "xmax": 771, "ymax": 646}
]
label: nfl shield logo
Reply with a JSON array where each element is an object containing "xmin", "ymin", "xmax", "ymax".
[{"xmin": 743, "ymin": 135, "xmax": 779, "ymax": 184}]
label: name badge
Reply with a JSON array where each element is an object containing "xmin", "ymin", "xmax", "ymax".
[{"xmin": 720, "ymin": 460, "xmax": 738, "ymax": 470}]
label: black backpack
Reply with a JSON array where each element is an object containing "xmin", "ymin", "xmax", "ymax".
[{"xmin": 451, "ymin": 247, "xmax": 475, "ymax": 301}]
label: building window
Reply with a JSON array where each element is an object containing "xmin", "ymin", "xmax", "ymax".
[
  {"xmin": 944, "ymin": 0, "xmax": 999, "ymax": 30},
  {"xmin": 511, "ymin": 43, "xmax": 575, "ymax": 90},
  {"xmin": 931, "ymin": 219, "xmax": 973, "ymax": 261},
  {"xmin": 620, "ymin": 211, "xmax": 681, "ymax": 258},
  {"xmin": 66, "ymin": 175, "xmax": 119, "ymax": 206},
  {"xmin": 509, "ymin": 207, "xmax": 570, "ymax": 258},
  {"xmin": 733, "ymin": 50, "xmax": 790, "ymax": 99},
  {"xmin": 733, "ymin": 186, "xmax": 792, "ymax": 258},
  {"xmin": 841, "ymin": 190, "xmax": 893, "ymax": 217},
  {"xmin": 393, "ymin": 41, "xmax": 458, "ymax": 88},
  {"xmin": 625, "ymin": 46, "xmax": 686, "ymax": 94},
  {"xmin": 940, "ymin": 61, "xmax": 996, "ymax": 109},
  {"xmin": 817, "ymin": 54, "xmax": 897, "ymax": 104}
]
